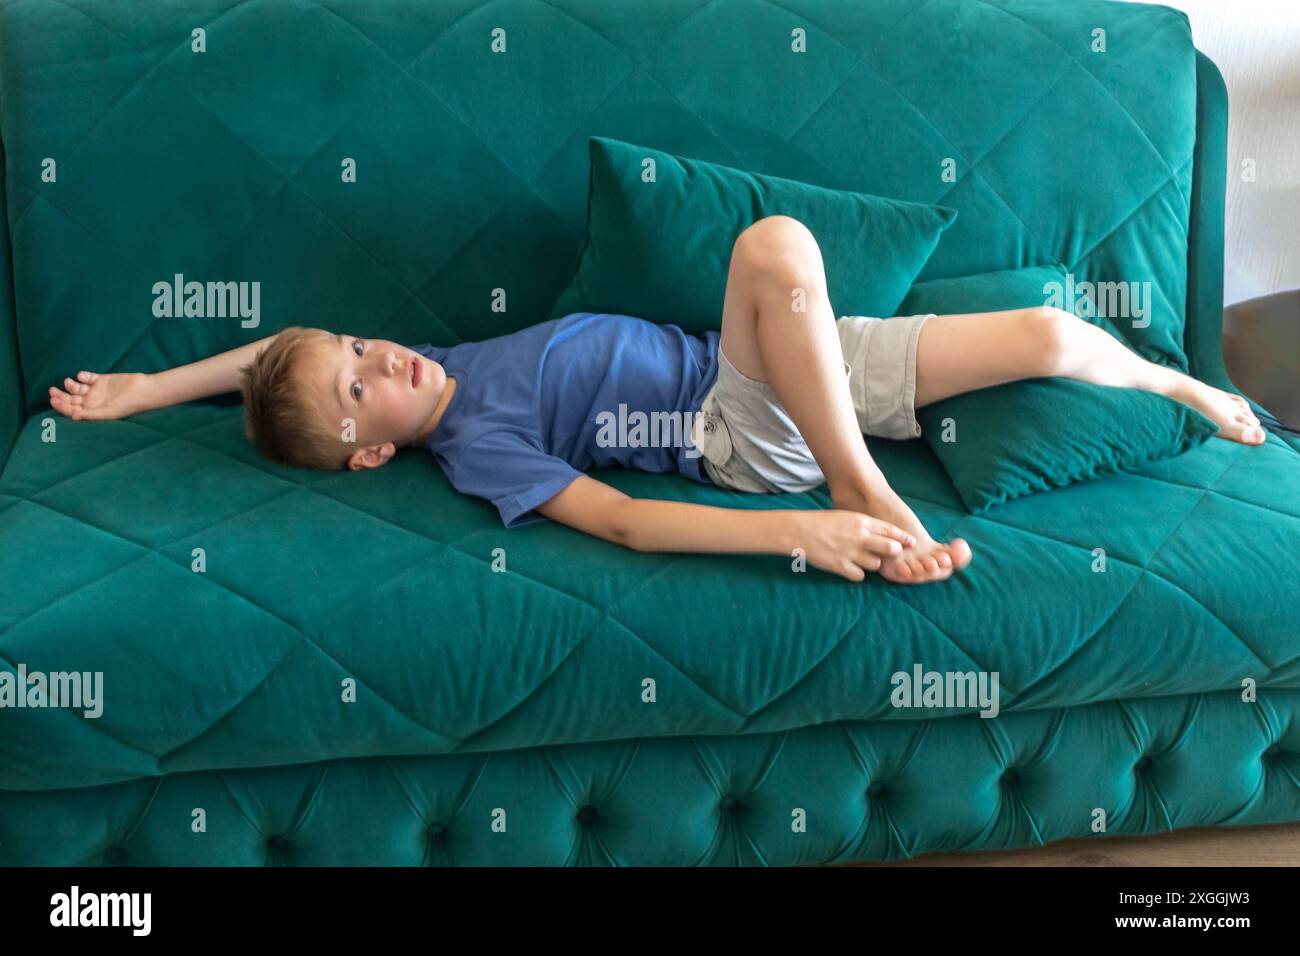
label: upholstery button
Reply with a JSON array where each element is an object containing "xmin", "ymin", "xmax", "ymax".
[
  {"xmin": 1134, "ymin": 756, "xmax": 1153, "ymax": 774},
  {"xmin": 267, "ymin": 835, "xmax": 289, "ymax": 852},
  {"xmin": 866, "ymin": 780, "xmax": 886, "ymax": 798},
  {"xmin": 720, "ymin": 794, "xmax": 738, "ymax": 810},
  {"xmin": 577, "ymin": 805, "xmax": 599, "ymax": 825},
  {"xmin": 1001, "ymin": 768, "xmax": 1020, "ymax": 786},
  {"xmin": 103, "ymin": 846, "xmax": 126, "ymax": 865},
  {"xmin": 1263, "ymin": 745, "xmax": 1280, "ymax": 759}
]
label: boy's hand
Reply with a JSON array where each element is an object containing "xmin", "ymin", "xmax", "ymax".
[
  {"xmin": 48, "ymin": 371, "xmax": 158, "ymax": 421},
  {"xmin": 788, "ymin": 509, "xmax": 915, "ymax": 582}
]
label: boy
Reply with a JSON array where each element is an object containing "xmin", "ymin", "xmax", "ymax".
[{"xmin": 48, "ymin": 215, "xmax": 1266, "ymax": 585}]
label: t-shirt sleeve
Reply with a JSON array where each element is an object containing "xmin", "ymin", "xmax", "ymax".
[{"xmin": 448, "ymin": 429, "xmax": 584, "ymax": 528}]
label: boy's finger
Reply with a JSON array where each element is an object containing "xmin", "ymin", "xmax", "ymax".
[
  {"xmin": 875, "ymin": 522, "xmax": 916, "ymax": 546},
  {"xmin": 77, "ymin": 370, "xmax": 98, "ymax": 382},
  {"xmin": 862, "ymin": 535, "xmax": 902, "ymax": 558},
  {"xmin": 841, "ymin": 562, "xmax": 866, "ymax": 582}
]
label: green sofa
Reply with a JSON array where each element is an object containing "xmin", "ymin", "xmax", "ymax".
[{"xmin": 1, "ymin": 0, "xmax": 1296, "ymax": 866}]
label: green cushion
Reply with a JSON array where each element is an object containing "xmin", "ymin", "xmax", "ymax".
[
  {"xmin": 900, "ymin": 263, "xmax": 1070, "ymax": 316},
  {"xmin": 920, "ymin": 377, "xmax": 1221, "ymax": 512},
  {"xmin": 547, "ymin": 136, "xmax": 956, "ymax": 334},
  {"xmin": 903, "ymin": 266, "xmax": 1221, "ymax": 512}
]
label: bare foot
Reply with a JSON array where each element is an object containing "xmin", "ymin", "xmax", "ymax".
[
  {"xmin": 1173, "ymin": 380, "xmax": 1268, "ymax": 445},
  {"xmin": 833, "ymin": 484, "xmax": 973, "ymax": 585}
]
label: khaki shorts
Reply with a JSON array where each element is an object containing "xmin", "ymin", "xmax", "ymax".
[{"xmin": 690, "ymin": 313, "xmax": 933, "ymax": 494}]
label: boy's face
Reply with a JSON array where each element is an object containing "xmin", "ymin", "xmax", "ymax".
[{"xmin": 304, "ymin": 332, "xmax": 451, "ymax": 470}]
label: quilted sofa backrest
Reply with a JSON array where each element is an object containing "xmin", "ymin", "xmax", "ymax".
[{"xmin": 0, "ymin": 0, "xmax": 1209, "ymax": 438}]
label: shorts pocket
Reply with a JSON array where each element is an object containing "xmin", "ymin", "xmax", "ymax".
[{"xmin": 690, "ymin": 401, "xmax": 734, "ymax": 467}]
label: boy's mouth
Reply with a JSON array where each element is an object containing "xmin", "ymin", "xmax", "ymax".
[{"xmin": 411, "ymin": 356, "xmax": 422, "ymax": 388}]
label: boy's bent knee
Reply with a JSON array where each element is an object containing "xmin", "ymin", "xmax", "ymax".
[{"xmin": 733, "ymin": 216, "xmax": 822, "ymax": 272}]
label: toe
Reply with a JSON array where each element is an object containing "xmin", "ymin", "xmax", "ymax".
[
  {"xmin": 911, "ymin": 556, "xmax": 939, "ymax": 581},
  {"xmin": 919, "ymin": 554, "xmax": 954, "ymax": 582},
  {"xmin": 883, "ymin": 547, "xmax": 966, "ymax": 584},
  {"xmin": 888, "ymin": 557, "xmax": 912, "ymax": 580},
  {"xmin": 948, "ymin": 538, "xmax": 973, "ymax": 569}
]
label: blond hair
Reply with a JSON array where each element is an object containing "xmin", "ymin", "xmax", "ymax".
[{"xmin": 239, "ymin": 326, "xmax": 348, "ymax": 471}]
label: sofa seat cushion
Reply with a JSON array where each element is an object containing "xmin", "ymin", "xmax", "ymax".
[{"xmin": 1, "ymin": 402, "xmax": 1296, "ymax": 791}]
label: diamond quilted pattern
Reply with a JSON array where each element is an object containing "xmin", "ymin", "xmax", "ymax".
[
  {"xmin": 0, "ymin": 414, "xmax": 162, "ymax": 497},
  {"xmin": 288, "ymin": 73, "xmax": 530, "ymax": 293},
  {"xmin": 0, "ymin": 499, "xmax": 143, "ymax": 630},
  {"xmin": 410, "ymin": 0, "xmax": 635, "ymax": 182},
  {"xmin": 414, "ymin": 191, "xmax": 580, "ymax": 345},
  {"xmin": 0, "ymin": 0, "xmax": 153, "ymax": 217},
  {"xmin": 978, "ymin": 66, "xmax": 1172, "ymax": 264},
  {"xmin": 34, "ymin": 437, "xmax": 293, "ymax": 549},
  {"xmin": 527, "ymin": 68, "xmax": 728, "ymax": 228},
  {"xmin": 183, "ymin": 0, "xmax": 399, "ymax": 178},
  {"xmin": 2, "ymin": 549, "xmax": 303, "ymax": 746},
  {"xmin": 0, "ymin": 0, "xmax": 1296, "ymax": 809},
  {"xmin": 1, "ymin": 396, "xmax": 1296, "ymax": 793},
  {"xmin": 51, "ymin": 80, "xmax": 287, "ymax": 277},
  {"xmin": 864, "ymin": 0, "xmax": 1067, "ymax": 166},
  {"xmin": 2, "ymin": 0, "xmax": 1202, "ymax": 412},
  {"xmin": 650, "ymin": 0, "xmax": 864, "ymax": 145},
  {"xmin": 159, "ymin": 487, "xmax": 440, "ymax": 627},
  {"xmin": 793, "ymin": 57, "xmax": 992, "ymax": 201}
]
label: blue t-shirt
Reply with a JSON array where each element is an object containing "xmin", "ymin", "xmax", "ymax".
[{"xmin": 412, "ymin": 312, "xmax": 721, "ymax": 528}]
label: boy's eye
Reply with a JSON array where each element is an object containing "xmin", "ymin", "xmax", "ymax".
[
  {"xmin": 351, "ymin": 381, "xmax": 362, "ymax": 401},
  {"xmin": 352, "ymin": 339, "xmax": 364, "ymax": 356}
]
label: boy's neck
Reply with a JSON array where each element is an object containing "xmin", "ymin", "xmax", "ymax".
[{"xmin": 409, "ymin": 374, "xmax": 458, "ymax": 447}]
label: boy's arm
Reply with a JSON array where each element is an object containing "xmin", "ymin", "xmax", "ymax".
[
  {"xmin": 49, "ymin": 334, "xmax": 279, "ymax": 420},
  {"xmin": 149, "ymin": 334, "xmax": 280, "ymax": 407},
  {"xmin": 536, "ymin": 475, "xmax": 915, "ymax": 581}
]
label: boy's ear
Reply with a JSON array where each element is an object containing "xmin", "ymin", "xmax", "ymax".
[{"xmin": 347, "ymin": 442, "xmax": 396, "ymax": 471}]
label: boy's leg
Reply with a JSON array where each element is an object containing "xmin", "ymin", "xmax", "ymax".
[
  {"xmin": 913, "ymin": 307, "xmax": 1267, "ymax": 444},
  {"xmin": 720, "ymin": 215, "xmax": 970, "ymax": 584}
]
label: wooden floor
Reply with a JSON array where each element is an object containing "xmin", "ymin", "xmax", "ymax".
[{"xmin": 842, "ymin": 821, "xmax": 1300, "ymax": 866}]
